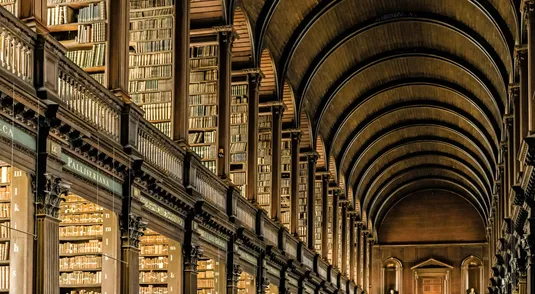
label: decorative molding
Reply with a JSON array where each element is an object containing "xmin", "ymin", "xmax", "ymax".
[
  {"xmin": 120, "ymin": 213, "xmax": 147, "ymax": 248},
  {"xmin": 32, "ymin": 173, "xmax": 70, "ymax": 218}
]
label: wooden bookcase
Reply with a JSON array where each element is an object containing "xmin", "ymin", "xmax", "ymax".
[
  {"xmin": 313, "ymin": 179, "xmax": 322, "ymax": 253},
  {"xmin": 47, "ymin": 0, "xmax": 108, "ymax": 85},
  {"xmin": 237, "ymin": 271, "xmax": 255, "ymax": 294},
  {"xmin": 337, "ymin": 201, "xmax": 342, "ymax": 269},
  {"xmin": 327, "ymin": 189, "xmax": 333, "ymax": 264},
  {"xmin": 59, "ymin": 194, "xmax": 118, "ymax": 294},
  {"xmin": 280, "ymin": 137, "xmax": 291, "ymax": 229},
  {"xmin": 139, "ymin": 229, "xmax": 181, "ymax": 294},
  {"xmin": 257, "ymin": 111, "xmax": 272, "ymax": 213},
  {"xmin": 266, "ymin": 284, "xmax": 279, "ymax": 294},
  {"xmin": 230, "ymin": 73, "xmax": 249, "ymax": 196},
  {"xmin": 0, "ymin": 0, "xmax": 16, "ymax": 16},
  {"xmin": 297, "ymin": 158, "xmax": 307, "ymax": 243},
  {"xmin": 188, "ymin": 36, "xmax": 220, "ymax": 174},
  {"xmin": 197, "ymin": 258, "xmax": 224, "ymax": 294},
  {"xmin": 345, "ymin": 215, "xmax": 350, "ymax": 274},
  {"xmin": 0, "ymin": 165, "xmax": 11, "ymax": 292},
  {"xmin": 129, "ymin": 0, "xmax": 174, "ymax": 137}
]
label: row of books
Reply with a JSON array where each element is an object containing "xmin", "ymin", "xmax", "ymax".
[
  {"xmin": 133, "ymin": 40, "xmax": 172, "ymax": 53},
  {"xmin": 130, "ymin": 7, "xmax": 173, "ymax": 19},
  {"xmin": 61, "ymin": 202, "xmax": 104, "ymax": 214},
  {"xmin": 0, "ymin": 242, "xmax": 8, "ymax": 261},
  {"xmin": 190, "ymin": 146, "xmax": 216, "ymax": 160},
  {"xmin": 0, "ymin": 187, "xmax": 8, "ymax": 201},
  {"xmin": 0, "ymin": 167, "xmax": 10, "ymax": 184},
  {"xmin": 190, "ymin": 105, "xmax": 217, "ymax": 117},
  {"xmin": 230, "ymin": 153, "xmax": 246, "ymax": 163},
  {"xmin": 140, "ymin": 234, "xmax": 168, "ymax": 244},
  {"xmin": 130, "ymin": 17, "xmax": 172, "ymax": 31},
  {"xmin": 139, "ymin": 272, "xmax": 168, "ymax": 283},
  {"xmin": 60, "ymin": 241, "xmax": 102, "ymax": 255},
  {"xmin": 230, "ymin": 142, "xmax": 246, "ymax": 153},
  {"xmin": 190, "ymin": 94, "xmax": 217, "ymax": 105},
  {"xmin": 257, "ymin": 194, "xmax": 270, "ymax": 206},
  {"xmin": 230, "ymin": 172, "xmax": 245, "ymax": 186},
  {"xmin": 198, "ymin": 278, "xmax": 215, "ymax": 288},
  {"xmin": 76, "ymin": 22, "xmax": 106, "ymax": 43},
  {"xmin": 129, "ymin": 79, "xmax": 172, "ymax": 93},
  {"xmin": 190, "ymin": 70, "xmax": 218, "ymax": 82},
  {"xmin": 60, "ymin": 255, "xmax": 102, "ymax": 270},
  {"xmin": 140, "ymin": 286, "xmax": 168, "ymax": 294},
  {"xmin": 231, "ymin": 105, "xmax": 247, "ymax": 115},
  {"xmin": 141, "ymin": 103, "xmax": 171, "ymax": 121},
  {"xmin": 153, "ymin": 122, "xmax": 171, "ymax": 137},
  {"xmin": 130, "ymin": 52, "xmax": 172, "ymax": 67},
  {"xmin": 232, "ymin": 84, "xmax": 248, "ymax": 97},
  {"xmin": 61, "ymin": 213, "xmax": 103, "ymax": 224},
  {"xmin": 189, "ymin": 82, "xmax": 217, "ymax": 94},
  {"xmin": 189, "ymin": 131, "xmax": 216, "ymax": 144},
  {"xmin": 0, "ymin": 204, "xmax": 9, "ymax": 218},
  {"xmin": 231, "ymin": 133, "xmax": 247, "ymax": 143},
  {"xmin": 0, "ymin": 266, "xmax": 8, "ymax": 290},
  {"xmin": 190, "ymin": 58, "xmax": 217, "ymax": 69},
  {"xmin": 189, "ymin": 117, "xmax": 217, "ymax": 129},
  {"xmin": 47, "ymin": 6, "xmax": 74, "ymax": 26},
  {"xmin": 0, "ymin": 224, "xmax": 9, "ymax": 240},
  {"xmin": 230, "ymin": 113, "xmax": 247, "ymax": 124},
  {"xmin": 190, "ymin": 46, "xmax": 217, "ymax": 58},
  {"xmin": 130, "ymin": 0, "xmax": 173, "ymax": 10},
  {"xmin": 130, "ymin": 29, "xmax": 172, "ymax": 42},
  {"xmin": 60, "ymin": 271, "xmax": 101, "ymax": 285},
  {"xmin": 130, "ymin": 65, "xmax": 172, "ymax": 80},
  {"xmin": 90, "ymin": 73, "xmax": 104, "ymax": 85},
  {"xmin": 140, "ymin": 256, "xmax": 168, "ymax": 269},
  {"xmin": 47, "ymin": 0, "xmax": 98, "ymax": 4},
  {"xmin": 66, "ymin": 44, "xmax": 106, "ymax": 68},
  {"xmin": 60, "ymin": 225, "xmax": 103, "ymax": 237},
  {"xmin": 131, "ymin": 92, "xmax": 172, "ymax": 106},
  {"xmin": 141, "ymin": 244, "xmax": 169, "ymax": 255},
  {"xmin": 202, "ymin": 161, "xmax": 217, "ymax": 174},
  {"xmin": 78, "ymin": 2, "xmax": 106, "ymax": 23}
]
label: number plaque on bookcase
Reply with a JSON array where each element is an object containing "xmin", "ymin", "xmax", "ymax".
[
  {"xmin": 280, "ymin": 137, "xmax": 291, "ymax": 229},
  {"xmin": 47, "ymin": 0, "xmax": 108, "ymax": 84},
  {"xmin": 257, "ymin": 111, "xmax": 272, "ymax": 214},
  {"xmin": 229, "ymin": 73, "xmax": 249, "ymax": 196},
  {"xmin": 139, "ymin": 229, "xmax": 181, "ymax": 294},
  {"xmin": 59, "ymin": 194, "xmax": 117, "ymax": 294},
  {"xmin": 129, "ymin": 0, "xmax": 174, "ymax": 137},
  {"xmin": 297, "ymin": 157, "xmax": 308, "ymax": 243},
  {"xmin": 188, "ymin": 36, "xmax": 219, "ymax": 174},
  {"xmin": 313, "ymin": 178, "xmax": 322, "ymax": 253}
]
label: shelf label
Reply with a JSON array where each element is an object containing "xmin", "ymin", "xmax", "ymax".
[
  {"xmin": 0, "ymin": 117, "xmax": 36, "ymax": 150},
  {"xmin": 61, "ymin": 153, "xmax": 122, "ymax": 194}
]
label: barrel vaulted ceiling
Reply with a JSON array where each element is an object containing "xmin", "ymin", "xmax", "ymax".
[{"xmin": 237, "ymin": 0, "xmax": 519, "ymax": 237}]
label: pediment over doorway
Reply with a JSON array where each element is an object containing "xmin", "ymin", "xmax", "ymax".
[{"xmin": 411, "ymin": 258, "xmax": 454, "ymax": 270}]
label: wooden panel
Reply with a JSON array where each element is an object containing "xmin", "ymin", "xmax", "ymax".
[
  {"xmin": 232, "ymin": 8, "xmax": 253, "ymax": 65},
  {"xmin": 299, "ymin": 113, "xmax": 312, "ymax": 150},
  {"xmin": 260, "ymin": 49, "xmax": 276, "ymax": 97},
  {"xmin": 190, "ymin": 0, "xmax": 223, "ymax": 21},
  {"xmin": 315, "ymin": 136, "xmax": 326, "ymax": 169},
  {"xmin": 282, "ymin": 83, "xmax": 295, "ymax": 124}
]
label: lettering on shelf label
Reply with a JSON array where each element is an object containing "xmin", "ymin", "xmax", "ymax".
[
  {"xmin": 13, "ymin": 170, "xmax": 21, "ymax": 177},
  {"xmin": 13, "ymin": 243, "xmax": 18, "ymax": 252},
  {"xmin": 13, "ymin": 187, "xmax": 17, "ymax": 196},
  {"xmin": 14, "ymin": 204, "xmax": 19, "ymax": 212}
]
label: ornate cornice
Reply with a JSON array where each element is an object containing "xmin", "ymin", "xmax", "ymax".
[{"xmin": 32, "ymin": 173, "xmax": 70, "ymax": 218}]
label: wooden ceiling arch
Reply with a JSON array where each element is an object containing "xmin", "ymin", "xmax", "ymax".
[
  {"xmin": 259, "ymin": 49, "xmax": 278, "ymax": 98},
  {"xmin": 282, "ymin": 83, "xmax": 296, "ymax": 125},
  {"xmin": 239, "ymin": 0, "xmax": 518, "ymax": 233},
  {"xmin": 299, "ymin": 112, "xmax": 313, "ymax": 151},
  {"xmin": 232, "ymin": 7, "xmax": 254, "ymax": 66},
  {"xmin": 315, "ymin": 136, "xmax": 327, "ymax": 171}
]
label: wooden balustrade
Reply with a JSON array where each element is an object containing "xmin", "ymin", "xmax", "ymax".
[
  {"xmin": 0, "ymin": 7, "xmax": 35, "ymax": 85},
  {"xmin": 195, "ymin": 165, "xmax": 227, "ymax": 210},
  {"xmin": 235, "ymin": 195, "xmax": 257, "ymax": 231},
  {"xmin": 137, "ymin": 120, "xmax": 184, "ymax": 181},
  {"xmin": 57, "ymin": 58, "xmax": 122, "ymax": 142}
]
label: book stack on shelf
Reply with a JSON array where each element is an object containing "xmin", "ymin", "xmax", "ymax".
[
  {"xmin": 59, "ymin": 194, "xmax": 107, "ymax": 293},
  {"xmin": 327, "ymin": 189, "xmax": 333, "ymax": 264},
  {"xmin": 0, "ymin": 0, "xmax": 16, "ymax": 16},
  {"xmin": 313, "ymin": 179, "xmax": 322, "ymax": 253},
  {"xmin": 129, "ymin": 0, "xmax": 174, "ymax": 137},
  {"xmin": 257, "ymin": 113, "xmax": 272, "ymax": 213},
  {"xmin": 139, "ymin": 229, "xmax": 169, "ymax": 294},
  {"xmin": 229, "ymin": 76, "xmax": 249, "ymax": 197},
  {"xmin": 280, "ymin": 139, "xmax": 291, "ymax": 229},
  {"xmin": 297, "ymin": 160, "xmax": 307, "ymax": 243},
  {"xmin": 0, "ymin": 165, "xmax": 10, "ymax": 292},
  {"xmin": 337, "ymin": 201, "xmax": 342, "ymax": 269},
  {"xmin": 237, "ymin": 271, "xmax": 255, "ymax": 294},
  {"xmin": 47, "ymin": 0, "xmax": 108, "ymax": 84},
  {"xmin": 189, "ymin": 42, "xmax": 219, "ymax": 173},
  {"xmin": 197, "ymin": 258, "xmax": 218, "ymax": 294}
]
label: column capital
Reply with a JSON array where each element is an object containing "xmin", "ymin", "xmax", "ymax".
[
  {"xmin": 232, "ymin": 264, "xmax": 243, "ymax": 282},
  {"xmin": 523, "ymin": 1, "xmax": 535, "ymax": 20},
  {"xmin": 120, "ymin": 213, "xmax": 147, "ymax": 248},
  {"xmin": 32, "ymin": 173, "xmax": 70, "ymax": 219},
  {"xmin": 273, "ymin": 104, "xmax": 285, "ymax": 116},
  {"xmin": 515, "ymin": 45, "xmax": 527, "ymax": 62},
  {"xmin": 184, "ymin": 244, "xmax": 204, "ymax": 271},
  {"xmin": 290, "ymin": 129, "xmax": 302, "ymax": 142},
  {"xmin": 215, "ymin": 25, "xmax": 237, "ymax": 45},
  {"xmin": 305, "ymin": 151, "xmax": 319, "ymax": 164}
]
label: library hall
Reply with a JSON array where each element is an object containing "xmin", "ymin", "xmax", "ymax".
[{"xmin": 0, "ymin": 0, "xmax": 528, "ymax": 294}]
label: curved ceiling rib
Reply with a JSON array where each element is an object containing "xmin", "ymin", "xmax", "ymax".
[{"xmin": 241, "ymin": 0, "xmax": 517, "ymax": 232}]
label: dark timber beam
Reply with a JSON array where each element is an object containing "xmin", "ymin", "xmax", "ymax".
[
  {"xmin": 297, "ymin": 13, "xmax": 509, "ymax": 115},
  {"xmin": 255, "ymin": 0, "xmax": 280, "ymax": 66}
]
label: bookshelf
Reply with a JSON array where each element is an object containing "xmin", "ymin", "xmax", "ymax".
[
  {"xmin": 297, "ymin": 159, "xmax": 307, "ymax": 243},
  {"xmin": 345, "ymin": 217, "xmax": 350, "ymax": 274},
  {"xmin": 229, "ymin": 74, "xmax": 249, "ymax": 196},
  {"xmin": 129, "ymin": 0, "xmax": 174, "ymax": 137},
  {"xmin": 313, "ymin": 179, "xmax": 322, "ymax": 253},
  {"xmin": 139, "ymin": 229, "xmax": 181, "ymax": 294},
  {"xmin": 257, "ymin": 112, "xmax": 272, "ymax": 214},
  {"xmin": 0, "ymin": 0, "xmax": 16, "ymax": 16},
  {"xmin": 59, "ymin": 194, "xmax": 117, "ymax": 294},
  {"xmin": 47, "ymin": 0, "xmax": 108, "ymax": 84},
  {"xmin": 337, "ymin": 203, "xmax": 342, "ymax": 270},
  {"xmin": 188, "ymin": 40, "xmax": 219, "ymax": 174},
  {"xmin": 327, "ymin": 189, "xmax": 333, "ymax": 264},
  {"xmin": 237, "ymin": 271, "xmax": 255, "ymax": 294},
  {"xmin": 0, "ymin": 165, "xmax": 10, "ymax": 292},
  {"xmin": 280, "ymin": 138, "xmax": 291, "ymax": 229},
  {"xmin": 197, "ymin": 258, "xmax": 223, "ymax": 294},
  {"xmin": 266, "ymin": 284, "xmax": 279, "ymax": 294}
]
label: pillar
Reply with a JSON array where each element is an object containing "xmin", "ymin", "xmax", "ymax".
[
  {"xmin": 290, "ymin": 131, "xmax": 301, "ymax": 235},
  {"xmin": 361, "ymin": 231, "xmax": 367, "ymax": 289},
  {"xmin": 321, "ymin": 174, "xmax": 330, "ymax": 258},
  {"xmin": 247, "ymin": 72, "xmax": 261, "ymax": 202},
  {"xmin": 341, "ymin": 205, "xmax": 348, "ymax": 274},
  {"xmin": 217, "ymin": 27, "xmax": 235, "ymax": 178},
  {"xmin": 184, "ymin": 211, "xmax": 202, "ymax": 294},
  {"xmin": 332, "ymin": 189, "xmax": 340, "ymax": 268},
  {"xmin": 34, "ymin": 174, "xmax": 69, "ymax": 294},
  {"xmin": 172, "ymin": 0, "xmax": 191, "ymax": 143},
  {"xmin": 350, "ymin": 218, "xmax": 356, "ymax": 281},
  {"xmin": 526, "ymin": 218, "xmax": 535, "ymax": 294},
  {"xmin": 271, "ymin": 105, "xmax": 284, "ymax": 220},
  {"xmin": 306, "ymin": 152, "xmax": 318, "ymax": 248},
  {"xmin": 526, "ymin": 1, "xmax": 535, "ymax": 134},
  {"xmin": 107, "ymin": 0, "xmax": 129, "ymax": 94},
  {"xmin": 227, "ymin": 239, "xmax": 242, "ymax": 294}
]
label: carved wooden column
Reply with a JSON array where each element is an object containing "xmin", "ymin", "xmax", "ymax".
[
  {"xmin": 120, "ymin": 213, "xmax": 146, "ymax": 294},
  {"xmin": 271, "ymin": 104, "xmax": 284, "ymax": 220},
  {"xmin": 525, "ymin": 1, "xmax": 535, "ymax": 134},
  {"xmin": 107, "ymin": 0, "xmax": 129, "ymax": 94},
  {"xmin": 321, "ymin": 174, "xmax": 330, "ymax": 258},
  {"xmin": 290, "ymin": 131, "xmax": 301, "ymax": 235},
  {"xmin": 517, "ymin": 46, "xmax": 529, "ymax": 146},
  {"xmin": 350, "ymin": 217, "xmax": 356, "ymax": 281},
  {"xmin": 257, "ymin": 254, "xmax": 269, "ymax": 294},
  {"xmin": 247, "ymin": 72, "xmax": 262, "ymax": 202},
  {"xmin": 306, "ymin": 152, "xmax": 318, "ymax": 248},
  {"xmin": 227, "ymin": 235, "xmax": 242, "ymax": 294},
  {"xmin": 172, "ymin": 0, "xmax": 191, "ymax": 143},
  {"xmin": 511, "ymin": 85, "xmax": 521, "ymax": 182},
  {"xmin": 217, "ymin": 27, "xmax": 235, "ymax": 178},
  {"xmin": 361, "ymin": 231, "xmax": 367, "ymax": 289},
  {"xmin": 33, "ymin": 174, "xmax": 70, "ymax": 294},
  {"xmin": 332, "ymin": 189, "xmax": 340, "ymax": 268},
  {"xmin": 525, "ymin": 218, "xmax": 535, "ymax": 294},
  {"xmin": 184, "ymin": 210, "xmax": 202, "ymax": 294},
  {"xmin": 366, "ymin": 237, "xmax": 373, "ymax": 294},
  {"xmin": 341, "ymin": 205, "xmax": 348, "ymax": 275}
]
